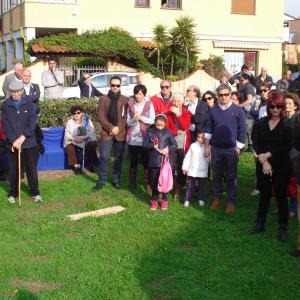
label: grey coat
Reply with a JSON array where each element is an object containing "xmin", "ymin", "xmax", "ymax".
[{"xmin": 41, "ymin": 69, "xmax": 64, "ymax": 99}]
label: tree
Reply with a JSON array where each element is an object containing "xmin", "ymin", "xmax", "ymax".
[
  {"xmin": 167, "ymin": 27, "xmax": 182, "ymax": 76},
  {"xmin": 153, "ymin": 24, "xmax": 168, "ymax": 72},
  {"xmin": 173, "ymin": 16, "xmax": 198, "ymax": 75}
]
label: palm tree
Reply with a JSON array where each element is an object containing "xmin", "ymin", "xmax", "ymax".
[
  {"xmin": 173, "ymin": 16, "xmax": 198, "ymax": 75},
  {"xmin": 167, "ymin": 27, "xmax": 182, "ymax": 76},
  {"xmin": 153, "ymin": 24, "xmax": 168, "ymax": 71}
]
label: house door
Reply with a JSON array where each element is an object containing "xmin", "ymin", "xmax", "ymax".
[{"xmin": 224, "ymin": 51, "xmax": 257, "ymax": 76}]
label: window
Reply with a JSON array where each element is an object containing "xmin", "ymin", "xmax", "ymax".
[
  {"xmin": 92, "ymin": 75, "xmax": 107, "ymax": 88},
  {"xmin": 161, "ymin": 0, "xmax": 181, "ymax": 9},
  {"xmin": 231, "ymin": 0, "xmax": 255, "ymax": 15},
  {"xmin": 135, "ymin": 0, "xmax": 149, "ymax": 7}
]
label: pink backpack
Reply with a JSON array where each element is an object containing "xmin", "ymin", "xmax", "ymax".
[{"xmin": 157, "ymin": 154, "xmax": 173, "ymax": 193}]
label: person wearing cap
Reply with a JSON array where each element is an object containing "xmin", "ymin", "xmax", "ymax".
[
  {"xmin": 78, "ymin": 74, "xmax": 103, "ymax": 98},
  {"xmin": 2, "ymin": 62, "xmax": 23, "ymax": 98},
  {"xmin": 41, "ymin": 57, "xmax": 64, "ymax": 99},
  {"xmin": 1, "ymin": 80, "xmax": 42, "ymax": 204}
]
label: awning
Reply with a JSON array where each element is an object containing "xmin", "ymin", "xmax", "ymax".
[{"xmin": 213, "ymin": 40, "xmax": 270, "ymax": 50}]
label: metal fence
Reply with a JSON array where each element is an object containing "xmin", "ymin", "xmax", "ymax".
[{"xmin": 58, "ymin": 65, "xmax": 106, "ymax": 87}]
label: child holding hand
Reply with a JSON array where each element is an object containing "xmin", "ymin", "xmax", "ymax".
[{"xmin": 182, "ymin": 131, "xmax": 210, "ymax": 207}]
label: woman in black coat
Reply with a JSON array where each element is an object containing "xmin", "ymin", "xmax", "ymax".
[{"xmin": 250, "ymin": 91, "xmax": 292, "ymax": 242}]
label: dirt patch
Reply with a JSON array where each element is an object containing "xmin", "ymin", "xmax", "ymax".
[
  {"xmin": 148, "ymin": 275, "xmax": 175, "ymax": 289},
  {"xmin": 0, "ymin": 291, "xmax": 17, "ymax": 297},
  {"xmin": 179, "ymin": 242, "xmax": 198, "ymax": 250},
  {"xmin": 155, "ymin": 290, "xmax": 177, "ymax": 300},
  {"xmin": 11, "ymin": 279, "xmax": 63, "ymax": 293},
  {"xmin": 20, "ymin": 239, "xmax": 33, "ymax": 244},
  {"xmin": 17, "ymin": 217, "xmax": 34, "ymax": 224},
  {"xmin": 32, "ymin": 255, "xmax": 46, "ymax": 262},
  {"xmin": 38, "ymin": 169, "xmax": 74, "ymax": 181}
]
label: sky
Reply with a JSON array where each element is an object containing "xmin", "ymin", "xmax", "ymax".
[{"xmin": 285, "ymin": 0, "xmax": 300, "ymax": 17}]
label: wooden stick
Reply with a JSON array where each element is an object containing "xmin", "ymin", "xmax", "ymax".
[
  {"xmin": 18, "ymin": 149, "xmax": 21, "ymax": 208},
  {"xmin": 67, "ymin": 206, "xmax": 125, "ymax": 221}
]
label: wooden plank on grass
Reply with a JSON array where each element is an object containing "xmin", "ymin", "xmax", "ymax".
[{"xmin": 67, "ymin": 206, "xmax": 125, "ymax": 221}]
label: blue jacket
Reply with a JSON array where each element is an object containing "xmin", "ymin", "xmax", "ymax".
[
  {"xmin": 1, "ymin": 96, "xmax": 37, "ymax": 149},
  {"xmin": 144, "ymin": 125, "xmax": 177, "ymax": 168}
]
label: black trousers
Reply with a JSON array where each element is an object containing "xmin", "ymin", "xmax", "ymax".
[
  {"xmin": 149, "ymin": 167, "xmax": 167, "ymax": 200},
  {"xmin": 8, "ymin": 146, "xmax": 40, "ymax": 197},
  {"xmin": 256, "ymin": 164, "xmax": 290, "ymax": 227},
  {"xmin": 128, "ymin": 145, "xmax": 148, "ymax": 169}
]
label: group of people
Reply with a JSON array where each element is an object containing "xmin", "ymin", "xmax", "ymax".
[{"xmin": 1, "ymin": 60, "xmax": 300, "ymax": 257}]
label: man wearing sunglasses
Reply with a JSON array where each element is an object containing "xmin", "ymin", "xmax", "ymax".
[
  {"xmin": 204, "ymin": 84, "xmax": 246, "ymax": 213},
  {"xmin": 94, "ymin": 76, "xmax": 128, "ymax": 190},
  {"xmin": 151, "ymin": 80, "xmax": 172, "ymax": 114}
]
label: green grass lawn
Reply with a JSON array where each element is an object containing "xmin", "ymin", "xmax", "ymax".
[{"xmin": 0, "ymin": 153, "xmax": 299, "ymax": 300}]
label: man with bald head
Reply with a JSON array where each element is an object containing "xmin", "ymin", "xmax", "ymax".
[
  {"xmin": 22, "ymin": 69, "xmax": 40, "ymax": 113},
  {"xmin": 2, "ymin": 62, "xmax": 23, "ymax": 98},
  {"xmin": 254, "ymin": 67, "xmax": 273, "ymax": 90},
  {"xmin": 151, "ymin": 80, "xmax": 172, "ymax": 114}
]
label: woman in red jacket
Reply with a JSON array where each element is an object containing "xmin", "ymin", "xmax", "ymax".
[{"xmin": 166, "ymin": 92, "xmax": 192, "ymax": 200}]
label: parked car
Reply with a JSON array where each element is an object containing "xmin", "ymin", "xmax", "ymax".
[{"xmin": 63, "ymin": 72, "xmax": 138, "ymax": 99}]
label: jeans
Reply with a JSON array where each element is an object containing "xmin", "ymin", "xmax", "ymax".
[
  {"xmin": 211, "ymin": 146, "xmax": 238, "ymax": 203},
  {"xmin": 184, "ymin": 177, "xmax": 207, "ymax": 202},
  {"xmin": 98, "ymin": 139, "xmax": 124, "ymax": 184}
]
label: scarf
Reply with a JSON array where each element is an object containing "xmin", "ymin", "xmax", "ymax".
[{"xmin": 107, "ymin": 90, "xmax": 120, "ymax": 126}]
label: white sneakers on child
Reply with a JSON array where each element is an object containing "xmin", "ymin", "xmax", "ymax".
[
  {"xmin": 184, "ymin": 201, "xmax": 190, "ymax": 208},
  {"xmin": 198, "ymin": 200, "xmax": 205, "ymax": 207},
  {"xmin": 184, "ymin": 200, "xmax": 205, "ymax": 207}
]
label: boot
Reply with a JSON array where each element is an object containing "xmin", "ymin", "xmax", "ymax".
[
  {"xmin": 278, "ymin": 224, "xmax": 288, "ymax": 243},
  {"xmin": 173, "ymin": 184, "xmax": 181, "ymax": 201},
  {"xmin": 250, "ymin": 215, "xmax": 266, "ymax": 235},
  {"xmin": 144, "ymin": 168, "xmax": 152, "ymax": 195},
  {"xmin": 209, "ymin": 197, "xmax": 221, "ymax": 210},
  {"xmin": 129, "ymin": 168, "xmax": 137, "ymax": 192}
]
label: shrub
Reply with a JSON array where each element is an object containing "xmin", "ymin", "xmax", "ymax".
[
  {"xmin": 39, "ymin": 98, "xmax": 99, "ymax": 128},
  {"xmin": 200, "ymin": 55, "xmax": 226, "ymax": 79}
]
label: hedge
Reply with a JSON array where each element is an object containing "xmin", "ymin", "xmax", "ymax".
[{"xmin": 39, "ymin": 98, "xmax": 99, "ymax": 128}]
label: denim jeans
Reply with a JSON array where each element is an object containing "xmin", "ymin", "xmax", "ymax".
[
  {"xmin": 211, "ymin": 146, "xmax": 238, "ymax": 203},
  {"xmin": 98, "ymin": 139, "xmax": 124, "ymax": 184}
]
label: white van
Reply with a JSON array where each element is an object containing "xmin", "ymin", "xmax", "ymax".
[{"xmin": 63, "ymin": 72, "xmax": 138, "ymax": 99}]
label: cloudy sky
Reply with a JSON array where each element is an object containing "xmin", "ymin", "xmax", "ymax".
[{"xmin": 285, "ymin": 0, "xmax": 300, "ymax": 17}]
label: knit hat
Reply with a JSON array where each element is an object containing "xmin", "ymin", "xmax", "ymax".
[{"xmin": 8, "ymin": 80, "xmax": 24, "ymax": 91}]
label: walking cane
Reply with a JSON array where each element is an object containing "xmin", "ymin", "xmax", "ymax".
[
  {"xmin": 11, "ymin": 146, "xmax": 22, "ymax": 207},
  {"xmin": 81, "ymin": 142, "xmax": 85, "ymax": 175}
]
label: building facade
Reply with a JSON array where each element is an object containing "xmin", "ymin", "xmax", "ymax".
[{"xmin": 0, "ymin": 0, "xmax": 284, "ymax": 77}]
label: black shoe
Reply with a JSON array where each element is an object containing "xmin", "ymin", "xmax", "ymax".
[
  {"xmin": 290, "ymin": 249, "xmax": 300, "ymax": 258},
  {"xmin": 112, "ymin": 182, "xmax": 121, "ymax": 189},
  {"xmin": 93, "ymin": 182, "xmax": 105, "ymax": 190},
  {"xmin": 73, "ymin": 166, "xmax": 81, "ymax": 175},
  {"xmin": 278, "ymin": 229, "xmax": 288, "ymax": 243},
  {"xmin": 250, "ymin": 224, "xmax": 265, "ymax": 235}
]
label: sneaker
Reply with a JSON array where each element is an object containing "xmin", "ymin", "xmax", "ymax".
[
  {"xmin": 161, "ymin": 200, "xmax": 168, "ymax": 210},
  {"xmin": 184, "ymin": 201, "xmax": 190, "ymax": 208},
  {"xmin": 33, "ymin": 195, "xmax": 42, "ymax": 203},
  {"xmin": 8, "ymin": 196, "xmax": 16, "ymax": 204},
  {"xmin": 198, "ymin": 200, "xmax": 205, "ymax": 207},
  {"xmin": 250, "ymin": 189, "xmax": 260, "ymax": 196},
  {"xmin": 150, "ymin": 200, "xmax": 158, "ymax": 211}
]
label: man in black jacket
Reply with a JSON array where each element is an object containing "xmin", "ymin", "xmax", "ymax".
[
  {"xmin": 78, "ymin": 74, "xmax": 103, "ymax": 98},
  {"xmin": 1, "ymin": 80, "xmax": 42, "ymax": 204},
  {"xmin": 22, "ymin": 69, "xmax": 40, "ymax": 113}
]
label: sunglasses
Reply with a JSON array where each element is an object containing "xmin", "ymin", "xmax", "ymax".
[
  {"xmin": 270, "ymin": 105, "xmax": 283, "ymax": 110},
  {"xmin": 204, "ymin": 96, "xmax": 213, "ymax": 101},
  {"xmin": 160, "ymin": 86, "xmax": 170, "ymax": 89},
  {"xmin": 218, "ymin": 93, "xmax": 230, "ymax": 98},
  {"xmin": 259, "ymin": 89, "xmax": 269, "ymax": 93},
  {"xmin": 73, "ymin": 111, "xmax": 82, "ymax": 115},
  {"xmin": 111, "ymin": 84, "xmax": 121, "ymax": 88}
]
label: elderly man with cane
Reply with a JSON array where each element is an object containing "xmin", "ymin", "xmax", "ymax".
[{"xmin": 1, "ymin": 80, "xmax": 42, "ymax": 205}]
